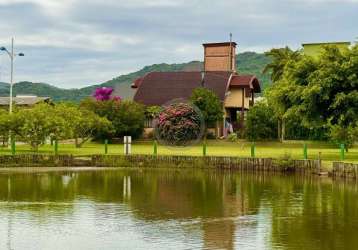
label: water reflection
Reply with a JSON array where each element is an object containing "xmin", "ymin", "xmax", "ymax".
[{"xmin": 0, "ymin": 169, "xmax": 358, "ymax": 250}]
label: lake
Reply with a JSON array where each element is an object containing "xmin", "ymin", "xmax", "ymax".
[{"xmin": 0, "ymin": 168, "xmax": 357, "ymax": 250}]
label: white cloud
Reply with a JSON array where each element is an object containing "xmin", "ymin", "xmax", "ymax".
[
  {"xmin": 0, "ymin": 0, "xmax": 357, "ymax": 87},
  {"xmin": 0, "ymin": 32, "xmax": 143, "ymax": 51}
]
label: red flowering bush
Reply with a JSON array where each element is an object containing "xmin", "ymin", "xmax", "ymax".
[{"xmin": 155, "ymin": 103, "xmax": 203, "ymax": 146}]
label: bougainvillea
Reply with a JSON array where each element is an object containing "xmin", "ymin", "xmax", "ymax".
[
  {"xmin": 93, "ymin": 87, "xmax": 121, "ymax": 102},
  {"xmin": 155, "ymin": 103, "xmax": 203, "ymax": 146}
]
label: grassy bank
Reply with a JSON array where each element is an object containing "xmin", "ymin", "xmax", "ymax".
[{"xmin": 0, "ymin": 140, "xmax": 357, "ymax": 169}]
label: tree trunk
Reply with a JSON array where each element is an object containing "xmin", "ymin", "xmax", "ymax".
[
  {"xmin": 75, "ymin": 138, "xmax": 80, "ymax": 148},
  {"xmin": 31, "ymin": 143, "xmax": 39, "ymax": 152},
  {"xmin": 281, "ymin": 118, "xmax": 285, "ymax": 142},
  {"xmin": 277, "ymin": 119, "xmax": 281, "ymax": 142}
]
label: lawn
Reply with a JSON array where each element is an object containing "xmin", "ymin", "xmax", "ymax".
[{"xmin": 0, "ymin": 140, "xmax": 357, "ymax": 168}]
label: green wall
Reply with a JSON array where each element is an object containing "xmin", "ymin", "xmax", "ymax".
[{"xmin": 302, "ymin": 42, "xmax": 351, "ymax": 58}]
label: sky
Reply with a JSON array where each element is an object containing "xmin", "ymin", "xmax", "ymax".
[{"xmin": 0, "ymin": 0, "xmax": 357, "ymax": 88}]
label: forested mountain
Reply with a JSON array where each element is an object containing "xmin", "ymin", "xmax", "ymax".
[{"xmin": 0, "ymin": 52, "xmax": 271, "ymax": 102}]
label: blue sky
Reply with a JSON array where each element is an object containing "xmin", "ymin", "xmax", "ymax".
[{"xmin": 0, "ymin": 0, "xmax": 357, "ymax": 88}]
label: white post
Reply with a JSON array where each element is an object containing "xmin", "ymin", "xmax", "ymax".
[{"xmin": 123, "ymin": 136, "xmax": 132, "ymax": 155}]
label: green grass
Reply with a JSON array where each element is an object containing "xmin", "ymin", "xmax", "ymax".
[{"xmin": 0, "ymin": 140, "xmax": 357, "ymax": 169}]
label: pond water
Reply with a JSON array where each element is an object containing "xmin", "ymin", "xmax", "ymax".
[{"xmin": 0, "ymin": 168, "xmax": 358, "ymax": 250}]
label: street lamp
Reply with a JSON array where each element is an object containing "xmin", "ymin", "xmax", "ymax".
[{"xmin": 0, "ymin": 38, "xmax": 25, "ymax": 113}]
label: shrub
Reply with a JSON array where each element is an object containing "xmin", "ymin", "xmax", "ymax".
[
  {"xmin": 245, "ymin": 102, "xmax": 277, "ymax": 141},
  {"xmin": 155, "ymin": 103, "xmax": 203, "ymax": 146},
  {"xmin": 227, "ymin": 133, "xmax": 238, "ymax": 142},
  {"xmin": 81, "ymin": 98, "xmax": 145, "ymax": 140},
  {"xmin": 329, "ymin": 123, "xmax": 358, "ymax": 152}
]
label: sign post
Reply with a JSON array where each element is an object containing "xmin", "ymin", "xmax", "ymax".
[{"xmin": 124, "ymin": 136, "xmax": 132, "ymax": 155}]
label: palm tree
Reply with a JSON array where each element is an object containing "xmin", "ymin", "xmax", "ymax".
[
  {"xmin": 263, "ymin": 47, "xmax": 300, "ymax": 142},
  {"xmin": 263, "ymin": 47, "xmax": 301, "ymax": 82}
]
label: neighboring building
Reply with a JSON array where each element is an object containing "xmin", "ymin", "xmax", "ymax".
[
  {"xmin": 0, "ymin": 95, "xmax": 51, "ymax": 109},
  {"xmin": 302, "ymin": 42, "xmax": 351, "ymax": 58},
  {"xmin": 132, "ymin": 42, "xmax": 261, "ymax": 137}
]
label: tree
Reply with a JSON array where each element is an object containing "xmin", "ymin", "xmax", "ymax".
[
  {"xmin": 12, "ymin": 103, "xmax": 69, "ymax": 151},
  {"xmin": 145, "ymin": 106, "xmax": 161, "ymax": 119},
  {"xmin": 265, "ymin": 44, "xmax": 358, "ymax": 148},
  {"xmin": 263, "ymin": 47, "xmax": 301, "ymax": 82},
  {"xmin": 190, "ymin": 88, "xmax": 223, "ymax": 136},
  {"xmin": 81, "ymin": 98, "xmax": 145, "ymax": 139},
  {"xmin": 263, "ymin": 47, "xmax": 303, "ymax": 141},
  {"xmin": 54, "ymin": 102, "xmax": 112, "ymax": 147},
  {"xmin": 113, "ymin": 100, "xmax": 146, "ymax": 139},
  {"xmin": 245, "ymin": 101, "xmax": 277, "ymax": 141},
  {"xmin": 75, "ymin": 110, "xmax": 112, "ymax": 147},
  {"xmin": 0, "ymin": 109, "xmax": 11, "ymax": 146},
  {"xmin": 329, "ymin": 123, "xmax": 358, "ymax": 152}
]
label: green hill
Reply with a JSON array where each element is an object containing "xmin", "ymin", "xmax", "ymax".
[{"xmin": 0, "ymin": 52, "xmax": 271, "ymax": 102}]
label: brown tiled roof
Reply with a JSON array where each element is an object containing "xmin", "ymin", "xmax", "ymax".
[
  {"xmin": 230, "ymin": 75, "xmax": 261, "ymax": 93},
  {"xmin": 131, "ymin": 77, "xmax": 144, "ymax": 88},
  {"xmin": 133, "ymin": 71, "xmax": 232, "ymax": 106}
]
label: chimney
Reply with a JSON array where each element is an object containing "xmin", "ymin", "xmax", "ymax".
[{"xmin": 203, "ymin": 42, "xmax": 237, "ymax": 72}]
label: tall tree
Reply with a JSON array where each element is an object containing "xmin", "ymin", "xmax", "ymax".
[
  {"xmin": 266, "ymin": 44, "xmax": 358, "ymax": 149},
  {"xmin": 263, "ymin": 47, "xmax": 302, "ymax": 141},
  {"xmin": 245, "ymin": 101, "xmax": 277, "ymax": 141},
  {"xmin": 81, "ymin": 98, "xmax": 145, "ymax": 139},
  {"xmin": 190, "ymin": 88, "xmax": 224, "ymax": 137},
  {"xmin": 263, "ymin": 47, "xmax": 301, "ymax": 82},
  {"xmin": 12, "ymin": 103, "xmax": 69, "ymax": 151},
  {"xmin": 54, "ymin": 102, "xmax": 112, "ymax": 147}
]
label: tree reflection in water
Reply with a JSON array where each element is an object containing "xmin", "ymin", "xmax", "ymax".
[{"xmin": 0, "ymin": 169, "xmax": 358, "ymax": 250}]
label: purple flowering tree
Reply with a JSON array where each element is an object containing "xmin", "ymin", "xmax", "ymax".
[{"xmin": 93, "ymin": 87, "xmax": 121, "ymax": 102}]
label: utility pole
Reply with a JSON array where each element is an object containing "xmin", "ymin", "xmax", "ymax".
[
  {"xmin": 0, "ymin": 38, "xmax": 25, "ymax": 113},
  {"xmin": 10, "ymin": 38, "xmax": 14, "ymax": 114}
]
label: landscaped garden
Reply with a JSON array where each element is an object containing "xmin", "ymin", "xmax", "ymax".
[{"xmin": 0, "ymin": 45, "xmax": 357, "ymax": 171}]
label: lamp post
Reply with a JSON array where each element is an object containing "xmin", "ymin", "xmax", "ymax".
[{"xmin": 0, "ymin": 38, "xmax": 25, "ymax": 114}]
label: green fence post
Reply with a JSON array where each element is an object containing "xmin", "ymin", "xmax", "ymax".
[
  {"xmin": 203, "ymin": 139, "xmax": 207, "ymax": 156},
  {"xmin": 54, "ymin": 139, "xmax": 58, "ymax": 156},
  {"xmin": 303, "ymin": 143, "xmax": 308, "ymax": 160},
  {"xmin": 340, "ymin": 143, "xmax": 345, "ymax": 161},
  {"xmin": 11, "ymin": 135, "xmax": 15, "ymax": 156},
  {"xmin": 153, "ymin": 140, "xmax": 158, "ymax": 156},
  {"xmin": 104, "ymin": 139, "xmax": 108, "ymax": 154},
  {"xmin": 251, "ymin": 143, "xmax": 255, "ymax": 158}
]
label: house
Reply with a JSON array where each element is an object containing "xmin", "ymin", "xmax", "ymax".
[
  {"xmin": 302, "ymin": 41, "xmax": 351, "ymax": 58},
  {"xmin": 0, "ymin": 95, "xmax": 51, "ymax": 109},
  {"xmin": 132, "ymin": 41, "xmax": 261, "ymax": 137}
]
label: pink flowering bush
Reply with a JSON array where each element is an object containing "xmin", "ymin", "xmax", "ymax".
[
  {"xmin": 93, "ymin": 87, "xmax": 121, "ymax": 102},
  {"xmin": 155, "ymin": 103, "xmax": 202, "ymax": 146}
]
